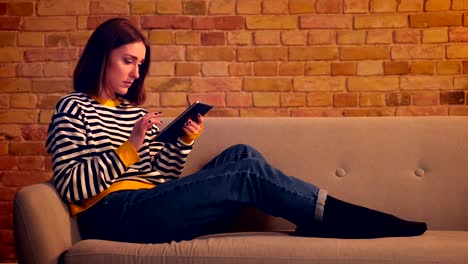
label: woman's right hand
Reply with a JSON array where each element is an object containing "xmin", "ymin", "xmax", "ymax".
[{"xmin": 129, "ymin": 112, "xmax": 162, "ymax": 150}]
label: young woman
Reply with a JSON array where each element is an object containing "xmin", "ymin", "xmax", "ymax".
[{"xmin": 46, "ymin": 18, "xmax": 427, "ymax": 244}]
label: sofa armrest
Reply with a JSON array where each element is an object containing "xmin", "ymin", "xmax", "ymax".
[{"xmin": 14, "ymin": 182, "xmax": 81, "ymax": 264}]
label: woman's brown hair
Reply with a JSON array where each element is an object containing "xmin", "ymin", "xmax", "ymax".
[{"xmin": 73, "ymin": 18, "xmax": 150, "ymax": 105}]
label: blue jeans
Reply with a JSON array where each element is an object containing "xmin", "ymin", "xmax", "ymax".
[{"xmin": 78, "ymin": 144, "xmax": 327, "ymax": 243}]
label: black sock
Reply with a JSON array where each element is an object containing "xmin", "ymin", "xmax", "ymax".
[{"xmin": 318, "ymin": 196, "xmax": 427, "ymax": 238}]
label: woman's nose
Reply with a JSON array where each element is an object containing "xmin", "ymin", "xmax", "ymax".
[{"xmin": 130, "ymin": 65, "xmax": 139, "ymax": 79}]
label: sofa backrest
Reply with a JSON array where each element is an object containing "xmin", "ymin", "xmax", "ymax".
[{"xmin": 182, "ymin": 117, "xmax": 468, "ymax": 232}]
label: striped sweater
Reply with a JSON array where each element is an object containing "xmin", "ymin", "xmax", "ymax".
[{"xmin": 46, "ymin": 92, "xmax": 193, "ymax": 209}]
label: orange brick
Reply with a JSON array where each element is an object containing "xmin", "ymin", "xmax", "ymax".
[
  {"xmin": 0, "ymin": 3, "xmax": 6, "ymax": 15},
  {"xmin": 175, "ymin": 31, "xmax": 200, "ymax": 45},
  {"xmin": 386, "ymin": 92, "xmax": 411, "ymax": 106},
  {"xmin": 0, "ymin": 110, "xmax": 38, "ymax": 124},
  {"xmin": 447, "ymin": 45, "xmax": 468, "ymax": 58},
  {"xmin": 344, "ymin": 0, "xmax": 369, "ymax": 13},
  {"xmin": 290, "ymin": 47, "xmax": 338, "ymax": 60},
  {"xmin": 398, "ymin": 0, "xmax": 423, "ymax": 11},
  {"xmin": 370, "ymin": 0, "xmax": 397, "ymax": 12},
  {"xmin": 182, "ymin": 0, "xmax": 207, "ymax": 15},
  {"xmin": 340, "ymin": 46, "xmax": 389, "ymax": 60},
  {"xmin": 0, "ymin": 156, "xmax": 17, "ymax": 170},
  {"xmin": 332, "ymin": 62, "xmax": 356, "ymax": 75},
  {"xmin": 440, "ymin": 91, "xmax": 465, "ymax": 104},
  {"xmin": 400, "ymin": 76, "xmax": 452, "ymax": 91},
  {"xmin": 394, "ymin": 29, "xmax": 420, "ymax": 44},
  {"xmin": 156, "ymin": 0, "xmax": 182, "ymax": 14},
  {"xmin": 17, "ymin": 63, "xmax": 42, "ymax": 77},
  {"xmin": 207, "ymin": 108, "xmax": 239, "ymax": 117},
  {"xmin": 18, "ymin": 32, "xmax": 44, "ymax": 47},
  {"xmin": 37, "ymin": 95, "xmax": 62, "ymax": 109},
  {"xmin": 263, "ymin": 0, "xmax": 288, "ymax": 14},
  {"xmin": 175, "ymin": 63, "xmax": 200, "ymax": 76},
  {"xmin": 0, "ymin": 142, "xmax": 8, "ymax": 155},
  {"xmin": 8, "ymin": 2, "xmax": 34, "ymax": 16},
  {"xmin": 449, "ymin": 28, "xmax": 468, "ymax": 42},
  {"xmin": 146, "ymin": 77, "xmax": 190, "ymax": 92},
  {"xmin": 366, "ymin": 30, "xmax": 392, "ymax": 44},
  {"xmin": 37, "ymin": 0, "xmax": 88, "ymax": 15},
  {"xmin": 357, "ymin": 61, "xmax": 384, "ymax": 75},
  {"xmin": 191, "ymin": 77, "xmax": 241, "ymax": 92},
  {"xmin": 453, "ymin": 0, "xmax": 468, "ymax": 10},
  {"xmin": 90, "ymin": 0, "xmax": 129, "ymax": 14},
  {"xmin": 39, "ymin": 110, "xmax": 54, "ymax": 124},
  {"xmin": 425, "ymin": 0, "xmax": 450, "ymax": 11},
  {"xmin": 0, "ymin": 17, "xmax": 20, "ymax": 30},
  {"xmin": 300, "ymin": 15, "xmax": 353, "ymax": 29},
  {"xmin": 202, "ymin": 62, "xmax": 228, "ymax": 76},
  {"xmin": 396, "ymin": 106, "xmax": 448, "ymax": 116},
  {"xmin": 226, "ymin": 92, "xmax": 252, "ymax": 107},
  {"xmin": 360, "ymin": 92, "xmax": 386, "ymax": 106},
  {"xmin": 70, "ymin": 31, "xmax": 92, "ymax": 46},
  {"xmin": 437, "ymin": 61, "xmax": 461, "ymax": 75},
  {"xmin": 0, "ymin": 125, "xmax": 22, "ymax": 140},
  {"xmin": 291, "ymin": 108, "xmax": 343, "ymax": 117},
  {"xmin": 43, "ymin": 62, "xmax": 73, "ymax": 77},
  {"xmin": 238, "ymin": 47, "xmax": 288, "ymax": 61},
  {"xmin": 229, "ymin": 63, "xmax": 252, "ymax": 76},
  {"xmin": 23, "ymin": 17, "xmax": 76, "ymax": 31},
  {"xmin": 131, "ymin": 0, "xmax": 156, "ymax": 14},
  {"xmin": 149, "ymin": 31, "xmax": 175, "ymax": 45},
  {"xmin": 392, "ymin": 45, "xmax": 444, "ymax": 59},
  {"xmin": 0, "ymin": 31, "xmax": 15, "ymax": 46},
  {"xmin": 279, "ymin": 62, "xmax": 304, "ymax": 76},
  {"xmin": 9, "ymin": 142, "xmax": 46, "ymax": 155},
  {"xmin": 142, "ymin": 93, "xmax": 160, "ymax": 107},
  {"xmin": 201, "ymin": 32, "xmax": 225, "ymax": 45},
  {"xmin": 463, "ymin": 61, "xmax": 468, "ymax": 73},
  {"xmin": 410, "ymin": 60, "xmax": 435, "ymax": 75},
  {"xmin": 0, "ymin": 78, "xmax": 30, "ymax": 93},
  {"xmin": 455, "ymin": 76, "xmax": 468, "ymax": 89},
  {"xmin": 307, "ymin": 92, "xmax": 332, "ymax": 106},
  {"xmin": 294, "ymin": 76, "xmax": 346, "ymax": 91},
  {"xmin": 0, "ymin": 64, "xmax": 16, "ymax": 77},
  {"xmin": 244, "ymin": 78, "xmax": 292, "ymax": 92},
  {"xmin": 308, "ymin": 30, "xmax": 335, "ymax": 44},
  {"xmin": 305, "ymin": 62, "xmax": 331, "ymax": 75},
  {"xmin": 160, "ymin": 92, "xmax": 187, "ymax": 106},
  {"xmin": 246, "ymin": 16, "xmax": 297, "ymax": 29},
  {"xmin": 334, "ymin": 93, "xmax": 358, "ymax": 107},
  {"xmin": 193, "ymin": 16, "xmax": 244, "ymax": 30},
  {"xmin": 348, "ymin": 76, "xmax": 399, "ymax": 91},
  {"xmin": 142, "ymin": 16, "xmax": 191, "ymax": 29},
  {"xmin": 281, "ymin": 31, "xmax": 308, "ymax": 45},
  {"xmin": 19, "ymin": 156, "xmax": 45, "ymax": 170},
  {"xmin": 151, "ymin": 46, "xmax": 185, "ymax": 61},
  {"xmin": 384, "ymin": 61, "xmax": 409, "ymax": 75},
  {"xmin": 25, "ymin": 48, "xmax": 78, "ymax": 62},
  {"xmin": 1, "ymin": 171, "xmax": 52, "ymax": 186},
  {"xmin": 253, "ymin": 92, "xmax": 280, "ymax": 107},
  {"xmin": 32, "ymin": 79, "xmax": 73, "ymax": 93},
  {"xmin": 355, "ymin": 14, "xmax": 407, "ymax": 28},
  {"xmin": 254, "ymin": 31, "xmax": 280, "ymax": 45},
  {"xmin": 10, "ymin": 94, "xmax": 37, "ymax": 109},
  {"xmin": 187, "ymin": 47, "xmax": 234, "ymax": 61},
  {"xmin": 281, "ymin": 93, "xmax": 306, "ymax": 107},
  {"xmin": 188, "ymin": 93, "xmax": 226, "ymax": 107},
  {"xmin": 0, "ymin": 95, "xmax": 9, "ymax": 109},
  {"xmin": 343, "ymin": 108, "xmax": 396, "ymax": 117},
  {"xmin": 289, "ymin": 0, "xmax": 315, "ymax": 14},
  {"xmin": 410, "ymin": 14, "xmax": 462, "ymax": 27},
  {"xmin": 0, "ymin": 47, "xmax": 22, "ymax": 62},
  {"xmin": 254, "ymin": 62, "xmax": 277, "ymax": 76},
  {"xmin": 337, "ymin": 30, "xmax": 366, "ymax": 44},
  {"xmin": 236, "ymin": 0, "xmax": 261, "ymax": 14},
  {"xmin": 46, "ymin": 33, "xmax": 70, "ymax": 47},
  {"xmin": 209, "ymin": 0, "xmax": 235, "ymax": 14},
  {"xmin": 316, "ymin": 0, "xmax": 342, "ymax": 13},
  {"xmin": 423, "ymin": 28, "xmax": 448, "ymax": 43},
  {"xmin": 227, "ymin": 32, "xmax": 251, "ymax": 45},
  {"xmin": 449, "ymin": 106, "xmax": 468, "ymax": 116}
]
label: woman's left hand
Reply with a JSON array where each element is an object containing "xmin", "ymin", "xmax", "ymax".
[{"xmin": 180, "ymin": 113, "xmax": 204, "ymax": 144}]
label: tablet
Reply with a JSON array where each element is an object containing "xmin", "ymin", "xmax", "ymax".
[{"xmin": 155, "ymin": 101, "xmax": 213, "ymax": 143}]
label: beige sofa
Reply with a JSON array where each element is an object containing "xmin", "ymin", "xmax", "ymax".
[{"xmin": 14, "ymin": 117, "xmax": 468, "ymax": 264}]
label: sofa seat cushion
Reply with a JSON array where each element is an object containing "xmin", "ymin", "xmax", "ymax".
[{"xmin": 65, "ymin": 231, "xmax": 468, "ymax": 264}]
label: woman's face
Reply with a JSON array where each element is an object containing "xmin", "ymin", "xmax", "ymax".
[{"xmin": 102, "ymin": 41, "xmax": 146, "ymax": 99}]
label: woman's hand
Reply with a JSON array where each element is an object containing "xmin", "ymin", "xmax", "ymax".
[
  {"xmin": 129, "ymin": 112, "xmax": 162, "ymax": 150},
  {"xmin": 180, "ymin": 113, "xmax": 204, "ymax": 144}
]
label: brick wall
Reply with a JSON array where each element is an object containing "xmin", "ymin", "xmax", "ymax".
[{"xmin": 1, "ymin": 0, "xmax": 468, "ymax": 262}]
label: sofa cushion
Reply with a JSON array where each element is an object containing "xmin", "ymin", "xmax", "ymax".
[{"xmin": 65, "ymin": 231, "xmax": 468, "ymax": 264}]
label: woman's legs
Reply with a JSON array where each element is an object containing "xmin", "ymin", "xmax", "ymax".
[{"xmin": 79, "ymin": 144, "xmax": 326, "ymax": 243}]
